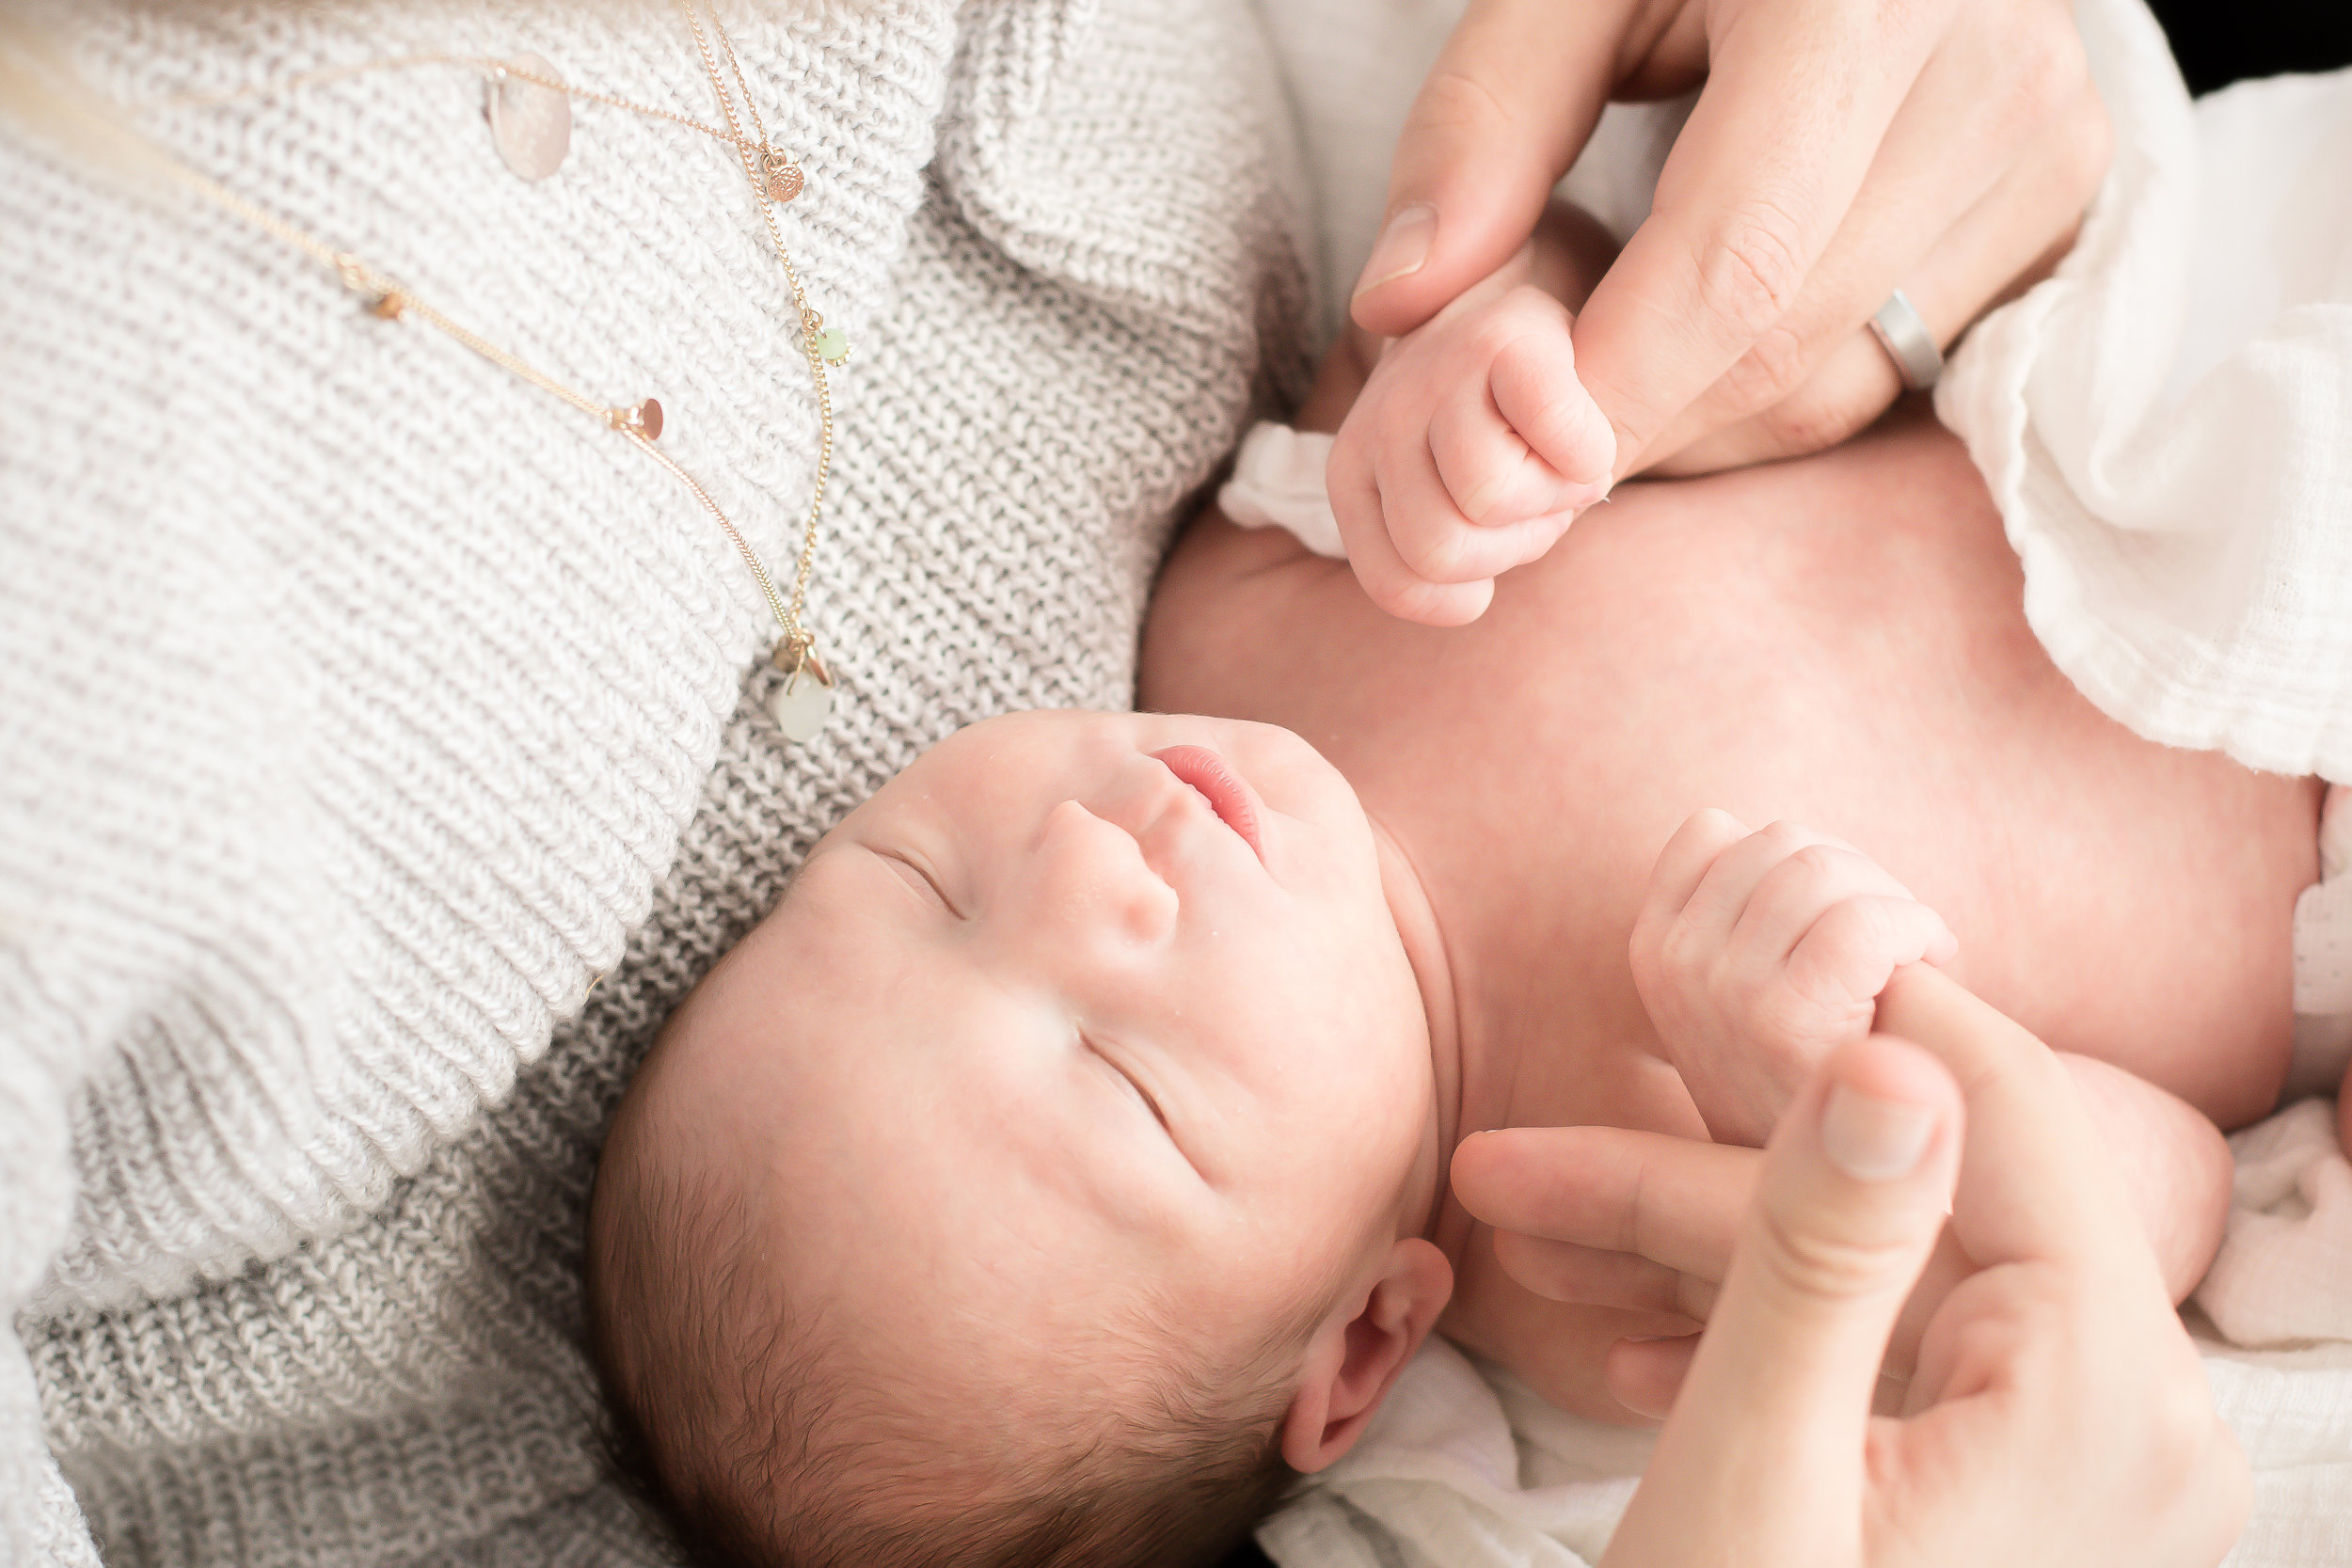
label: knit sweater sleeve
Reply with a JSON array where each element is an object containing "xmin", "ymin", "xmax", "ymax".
[
  {"xmin": 5, "ymin": 1, "xmax": 1309, "ymax": 1560},
  {"xmin": 0, "ymin": 991, "xmax": 102, "ymax": 1564},
  {"xmin": 1, "ymin": 2, "xmax": 961, "ymax": 1556}
]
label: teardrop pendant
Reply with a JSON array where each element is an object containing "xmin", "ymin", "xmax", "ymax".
[
  {"xmin": 767, "ymin": 665, "xmax": 834, "ymax": 743},
  {"xmin": 486, "ymin": 55, "xmax": 571, "ymax": 182}
]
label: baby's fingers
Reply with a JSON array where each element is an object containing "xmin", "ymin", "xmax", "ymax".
[
  {"xmin": 1378, "ymin": 438, "xmax": 1577, "ymax": 588},
  {"xmin": 1636, "ymin": 809, "xmax": 1753, "ymax": 946},
  {"xmin": 1328, "ymin": 434, "xmax": 1495, "ymax": 625},
  {"xmin": 1727, "ymin": 842, "xmax": 1938, "ymax": 975},
  {"xmin": 1487, "ymin": 301, "xmax": 1613, "ymax": 495},
  {"xmin": 1783, "ymin": 896, "xmax": 1959, "ymax": 1020},
  {"xmin": 1671, "ymin": 820, "xmax": 1850, "ymax": 959},
  {"xmin": 1426, "ymin": 289, "xmax": 1612, "ymax": 527},
  {"xmin": 1428, "ymin": 391, "xmax": 1595, "ymax": 531}
]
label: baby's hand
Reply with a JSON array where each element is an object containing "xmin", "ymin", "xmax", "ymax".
[
  {"xmin": 1630, "ymin": 810, "xmax": 1959, "ymax": 1148},
  {"xmin": 1327, "ymin": 245, "xmax": 1613, "ymax": 626}
]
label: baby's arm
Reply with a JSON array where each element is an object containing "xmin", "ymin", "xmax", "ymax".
[
  {"xmin": 1633, "ymin": 809, "xmax": 2232, "ymax": 1304},
  {"xmin": 1323, "ymin": 202, "xmax": 1620, "ymax": 625}
]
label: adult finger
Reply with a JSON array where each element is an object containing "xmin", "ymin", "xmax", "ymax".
[
  {"xmin": 1571, "ymin": 0, "xmax": 1951, "ymax": 480},
  {"xmin": 1604, "ymin": 1333, "xmax": 1702, "ymax": 1421},
  {"xmin": 1452, "ymin": 1124, "xmax": 1757, "ymax": 1275},
  {"xmin": 1489, "ymin": 1230, "xmax": 1710, "ymax": 1321},
  {"xmin": 1875, "ymin": 965, "xmax": 2165, "ymax": 1288},
  {"xmin": 1643, "ymin": 80, "xmax": 2109, "ymax": 474},
  {"xmin": 1350, "ymin": 0, "xmax": 1645, "ymax": 337},
  {"xmin": 1603, "ymin": 1034, "xmax": 1962, "ymax": 1560},
  {"xmin": 1637, "ymin": 3, "xmax": 2087, "ymax": 458},
  {"xmin": 1613, "ymin": 1219, "xmax": 1977, "ymax": 1419}
]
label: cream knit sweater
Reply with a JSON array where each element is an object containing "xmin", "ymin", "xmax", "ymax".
[{"xmin": 0, "ymin": 1, "xmax": 1306, "ymax": 1560}]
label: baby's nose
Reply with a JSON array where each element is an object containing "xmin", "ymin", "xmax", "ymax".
[{"xmin": 1035, "ymin": 798, "xmax": 1179, "ymax": 950}]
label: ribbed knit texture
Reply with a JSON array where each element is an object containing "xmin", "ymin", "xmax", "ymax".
[{"xmin": 0, "ymin": 0, "xmax": 1309, "ymax": 1560}]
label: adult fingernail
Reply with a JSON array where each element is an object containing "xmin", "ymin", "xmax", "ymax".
[
  {"xmin": 1820, "ymin": 1083, "xmax": 1935, "ymax": 1181},
  {"xmin": 1353, "ymin": 203, "xmax": 1436, "ymax": 298}
]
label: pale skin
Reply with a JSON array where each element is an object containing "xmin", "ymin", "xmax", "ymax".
[
  {"xmin": 639, "ymin": 680, "xmax": 2263, "ymax": 1560},
  {"xmin": 646, "ymin": 384, "xmax": 2318, "ymax": 1397},
  {"xmin": 1137, "ymin": 235, "xmax": 2320, "ymax": 1418},
  {"xmin": 624, "ymin": 210, "xmax": 2321, "ymax": 1563},
  {"xmin": 633, "ymin": 711, "xmax": 1462, "ymax": 1475}
]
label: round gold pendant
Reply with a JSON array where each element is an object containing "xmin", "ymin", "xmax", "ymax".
[
  {"xmin": 767, "ymin": 667, "xmax": 833, "ymax": 743},
  {"xmin": 761, "ymin": 150, "xmax": 804, "ymax": 204},
  {"xmin": 487, "ymin": 54, "xmax": 571, "ymax": 183}
]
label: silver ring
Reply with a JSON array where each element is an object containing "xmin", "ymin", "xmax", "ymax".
[{"xmin": 1867, "ymin": 289, "xmax": 1943, "ymax": 391}]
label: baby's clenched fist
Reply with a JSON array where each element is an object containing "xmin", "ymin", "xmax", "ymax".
[
  {"xmin": 1327, "ymin": 245, "xmax": 1613, "ymax": 626},
  {"xmin": 1629, "ymin": 810, "xmax": 1959, "ymax": 1148}
]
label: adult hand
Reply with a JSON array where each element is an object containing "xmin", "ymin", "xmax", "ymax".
[
  {"xmin": 1453, "ymin": 968, "xmax": 2250, "ymax": 1568},
  {"xmin": 1352, "ymin": 0, "xmax": 2111, "ymax": 479}
]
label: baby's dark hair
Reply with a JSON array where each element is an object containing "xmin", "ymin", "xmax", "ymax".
[{"xmin": 585, "ymin": 1082, "xmax": 1308, "ymax": 1568}]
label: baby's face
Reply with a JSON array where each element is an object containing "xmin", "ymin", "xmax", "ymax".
[{"xmin": 654, "ymin": 710, "xmax": 1438, "ymax": 1407}]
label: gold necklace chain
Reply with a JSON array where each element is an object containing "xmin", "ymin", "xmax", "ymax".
[
  {"xmin": 153, "ymin": 48, "xmax": 800, "ymax": 200},
  {"xmin": 678, "ymin": 0, "xmax": 839, "ymax": 672},
  {"xmin": 125, "ymin": 2, "xmax": 844, "ymax": 708}
]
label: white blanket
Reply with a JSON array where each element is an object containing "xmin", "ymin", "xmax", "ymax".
[
  {"xmin": 1935, "ymin": 0, "xmax": 2352, "ymax": 783},
  {"xmin": 1250, "ymin": 0, "xmax": 2352, "ymax": 1560}
]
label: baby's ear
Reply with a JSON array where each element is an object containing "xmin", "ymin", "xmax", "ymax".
[{"xmin": 1278, "ymin": 1238, "xmax": 1454, "ymax": 1473}]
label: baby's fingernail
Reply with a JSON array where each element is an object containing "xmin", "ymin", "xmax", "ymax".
[
  {"xmin": 1820, "ymin": 1083, "xmax": 1935, "ymax": 1181},
  {"xmin": 1354, "ymin": 203, "xmax": 1437, "ymax": 298}
]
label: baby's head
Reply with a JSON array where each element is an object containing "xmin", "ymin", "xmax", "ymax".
[{"xmin": 587, "ymin": 710, "xmax": 1455, "ymax": 1567}]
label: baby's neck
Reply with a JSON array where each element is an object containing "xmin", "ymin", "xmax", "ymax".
[{"xmin": 1370, "ymin": 814, "xmax": 1482, "ymax": 1255}]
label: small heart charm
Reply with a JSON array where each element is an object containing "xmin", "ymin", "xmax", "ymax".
[{"xmin": 767, "ymin": 667, "xmax": 833, "ymax": 743}]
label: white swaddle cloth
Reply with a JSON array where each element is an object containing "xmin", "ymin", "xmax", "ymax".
[
  {"xmin": 1934, "ymin": 0, "xmax": 2352, "ymax": 783},
  {"xmin": 1218, "ymin": 423, "xmax": 1344, "ymax": 558}
]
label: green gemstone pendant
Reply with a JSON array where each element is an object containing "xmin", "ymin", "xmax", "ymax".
[{"xmin": 813, "ymin": 325, "xmax": 850, "ymax": 363}]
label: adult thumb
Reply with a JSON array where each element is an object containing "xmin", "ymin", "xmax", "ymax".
[
  {"xmin": 1723, "ymin": 1036, "xmax": 1960, "ymax": 1418},
  {"xmin": 1613, "ymin": 1036, "xmax": 1961, "ymax": 1557},
  {"xmin": 1349, "ymin": 0, "xmax": 1632, "ymax": 338}
]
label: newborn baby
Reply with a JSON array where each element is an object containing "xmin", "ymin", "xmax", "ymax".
[{"xmin": 585, "ymin": 233, "xmax": 2324, "ymax": 1568}]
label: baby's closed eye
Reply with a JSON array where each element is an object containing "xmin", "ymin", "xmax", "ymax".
[{"xmin": 874, "ymin": 845, "xmax": 963, "ymax": 917}]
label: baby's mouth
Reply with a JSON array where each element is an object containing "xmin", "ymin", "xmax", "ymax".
[{"xmin": 1150, "ymin": 744, "xmax": 1266, "ymax": 864}]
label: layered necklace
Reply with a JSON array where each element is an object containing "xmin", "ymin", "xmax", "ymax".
[{"xmin": 108, "ymin": 2, "xmax": 849, "ymax": 742}]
